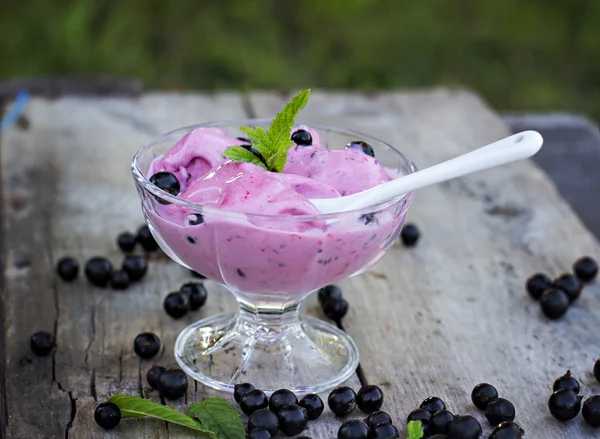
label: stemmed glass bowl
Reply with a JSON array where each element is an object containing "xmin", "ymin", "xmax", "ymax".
[{"xmin": 131, "ymin": 119, "xmax": 416, "ymax": 394}]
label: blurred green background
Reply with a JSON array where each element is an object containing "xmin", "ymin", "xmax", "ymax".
[{"xmin": 2, "ymin": 0, "xmax": 600, "ymax": 119}]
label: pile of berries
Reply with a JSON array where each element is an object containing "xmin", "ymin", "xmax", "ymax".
[
  {"xmin": 94, "ymin": 365, "xmax": 188, "ymax": 430},
  {"xmin": 405, "ymin": 385, "xmax": 524, "ymax": 439},
  {"xmin": 234, "ymin": 384, "xmax": 323, "ymax": 438},
  {"xmin": 163, "ymin": 282, "xmax": 208, "ymax": 319},
  {"xmin": 548, "ymin": 367, "xmax": 600, "ymax": 427},
  {"xmin": 234, "ymin": 383, "xmax": 393, "ymax": 439},
  {"xmin": 55, "ymin": 224, "xmax": 159, "ymax": 290},
  {"xmin": 525, "ymin": 256, "xmax": 598, "ymax": 319},
  {"xmin": 317, "ymin": 285, "xmax": 349, "ymax": 321},
  {"xmin": 132, "ymin": 332, "xmax": 189, "ymax": 400}
]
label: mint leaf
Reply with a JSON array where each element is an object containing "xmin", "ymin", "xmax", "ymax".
[
  {"xmin": 222, "ymin": 146, "xmax": 268, "ymax": 170},
  {"xmin": 269, "ymin": 150, "xmax": 289, "ymax": 175},
  {"xmin": 223, "ymin": 89, "xmax": 311, "ymax": 172},
  {"xmin": 406, "ymin": 420, "xmax": 425, "ymax": 439},
  {"xmin": 239, "ymin": 126, "xmax": 271, "ymax": 156},
  {"xmin": 109, "ymin": 394, "xmax": 210, "ymax": 434},
  {"xmin": 268, "ymin": 89, "xmax": 311, "ymax": 171},
  {"xmin": 186, "ymin": 398, "xmax": 245, "ymax": 439},
  {"xmin": 269, "ymin": 89, "xmax": 311, "ymax": 153}
]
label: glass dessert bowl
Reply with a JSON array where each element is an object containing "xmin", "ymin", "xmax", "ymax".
[{"xmin": 131, "ymin": 119, "xmax": 416, "ymax": 394}]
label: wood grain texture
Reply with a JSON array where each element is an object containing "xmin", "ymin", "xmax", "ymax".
[
  {"xmin": 250, "ymin": 90, "xmax": 600, "ymax": 438},
  {"xmin": 2, "ymin": 91, "xmax": 599, "ymax": 438}
]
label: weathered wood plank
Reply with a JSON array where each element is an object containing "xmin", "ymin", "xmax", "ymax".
[
  {"xmin": 2, "ymin": 94, "xmax": 245, "ymax": 439},
  {"xmin": 1, "ymin": 93, "xmax": 358, "ymax": 439},
  {"xmin": 249, "ymin": 90, "xmax": 600, "ymax": 438},
  {"xmin": 4, "ymin": 90, "xmax": 599, "ymax": 438}
]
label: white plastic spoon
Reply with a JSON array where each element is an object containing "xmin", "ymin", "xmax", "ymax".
[{"xmin": 310, "ymin": 130, "xmax": 544, "ymax": 214}]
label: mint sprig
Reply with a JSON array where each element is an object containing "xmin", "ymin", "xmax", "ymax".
[
  {"xmin": 108, "ymin": 394, "xmax": 210, "ymax": 433},
  {"xmin": 406, "ymin": 420, "xmax": 425, "ymax": 439},
  {"xmin": 223, "ymin": 89, "xmax": 311, "ymax": 172},
  {"xmin": 186, "ymin": 398, "xmax": 245, "ymax": 439}
]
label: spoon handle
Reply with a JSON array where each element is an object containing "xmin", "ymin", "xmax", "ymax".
[{"xmin": 312, "ymin": 131, "xmax": 543, "ymax": 214}]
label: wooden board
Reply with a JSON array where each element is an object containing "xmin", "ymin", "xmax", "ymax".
[{"xmin": 2, "ymin": 91, "xmax": 599, "ymax": 438}]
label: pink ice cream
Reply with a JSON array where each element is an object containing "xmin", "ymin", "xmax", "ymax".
[{"xmin": 143, "ymin": 126, "xmax": 409, "ymax": 298}]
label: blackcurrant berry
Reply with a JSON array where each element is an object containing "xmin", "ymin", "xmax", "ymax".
[
  {"xmin": 338, "ymin": 419, "xmax": 368, "ymax": 439},
  {"xmin": 328, "ymin": 386, "xmax": 357, "ymax": 417},
  {"xmin": 94, "ymin": 402, "xmax": 121, "ymax": 430},
  {"xmin": 56, "ymin": 257, "xmax": 79, "ymax": 281},
  {"xmin": 240, "ymin": 389, "xmax": 269, "ymax": 416},
  {"xmin": 157, "ymin": 368, "xmax": 188, "ymax": 400},
  {"xmin": 582, "ymin": 395, "xmax": 600, "ymax": 427},
  {"xmin": 146, "ymin": 365, "xmax": 165, "ymax": 389},
  {"xmin": 269, "ymin": 389, "xmax": 297, "ymax": 414},
  {"xmin": 356, "ymin": 385, "xmax": 384, "ymax": 413},
  {"xmin": 471, "ymin": 383, "xmax": 498, "ymax": 410},
  {"xmin": 365, "ymin": 411, "xmax": 392, "ymax": 429},
  {"xmin": 553, "ymin": 273, "xmax": 582, "ymax": 302},
  {"xmin": 548, "ymin": 389, "xmax": 582, "ymax": 421},
  {"xmin": 420, "ymin": 396, "xmax": 446, "ymax": 414},
  {"xmin": 234, "ymin": 382, "xmax": 255, "ymax": 404},
  {"xmin": 30, "ymin": 331, "xmax": 54, "ymax": 356},
  {"xmin": 553, "ymin": 370, "xmax": 580, "ymax": 393},
  {"xmin": 429, "ymin": 410, "xmax": 454, "ymax": 435},
  {"xmin": 248, "ymin": 408, "xmax": 279, "ymax": 436},
  {"xmin": 539, "ymin": 288, "xmax": 569, "ymax": 319},
  {"xmin": 573, "ymin": 256, "xmax": 598, "ymax": 283},
  {"xmin": 400, "ymin": 224, "xmax": 420, "ymax": 247},
  {"xmin": 298, "ymin": 393, "xmax": 324, "ymax": 420},
  {"xmin": 484, "ymin": 398, "xmax": 515, "ymax": 425},
  {"xmin": 489, "ymin": 421, "xmax": 524, "ymax": 439},
  {"xmin": 117, "ymin": 232, "xmax": 137, "ymax": 253},
  {"xmin": 447, "ymin": 415, "xmax": 481, "ymax": 439},
  {"xmin": 133, "ymin": 332, "xmax": 160, "ymax": 359},
  {"xmin": 277, "ymin": 404, "xmax": 308, "ymax": 436},
  {"xmin": 525, "ymin": 273, "xmax": 551, "ymax": 300}
]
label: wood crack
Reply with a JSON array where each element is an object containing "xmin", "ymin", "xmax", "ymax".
[
  {"xmin": 90, "ymin": 369, "xmax": 97, "ymax": 401},
  {"xmin": 137, "ymin": 360, "xmax": 143, "ymax": 397},
  {"xmin": 84, "ymin": 305, "xmax": 96, "ymax": 367},
  {"xmin": 118, "ymin": 350, "xmax": 123, "ymax": 384},
  {"xmin": 64, "ymin": 391, "xmax": 77, "ymax": 439}
]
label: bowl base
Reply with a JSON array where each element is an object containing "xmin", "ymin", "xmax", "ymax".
[{"xmin": 174, "ymin": 313, "xmax": 359, "ymax": 394}]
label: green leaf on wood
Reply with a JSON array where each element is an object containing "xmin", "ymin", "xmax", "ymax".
[
  {"xmin": 108, "ymin": 394, "xmax": 210, "ymax": 434},
  {"xmin": 186, "ymin": 398, "xmax": 245, "ymax": 439}
]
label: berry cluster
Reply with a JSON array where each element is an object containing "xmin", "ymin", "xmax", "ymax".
[
  {"xmin": 234, "ymin": 384, "xmax": 321, "ymax": 438},
  {"xmin": 94, "ymin": 365, "xmax": 189, "ymax": 430},
  {"xmin": 148, "ymin": 365, "xmax": 189, "ymax": 400},
  {"xmin": 55, "ymin": 224, "xmax": 159, "ymax": 290},
  {"xmin": 548, "ymin": 367, "xmax": 600, "ymax": 427},
  {"xmin": 131, "ymin": 332, "xmax": 189, "ymax": 400},
  {"xmin": 525, "ymin": 256, "xmax": 598, "ymax": 319},
  {"xmin": 470, "ymin": 384, "xmax": 522, "ymax": 439},
  {"xmin": 163, "ymin": 282, "xmax": 208, "ymax": 319},
  {"xmin": 234, "ymin": 383, "xmax": 391, "ymax": 439},
  {"xmin": 333, "ymin": 385, "xmax": 396, "ymax": 439},
  {"xmin": 405, "ymin": 386, "xmax": 524, "ymax": 439}
]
